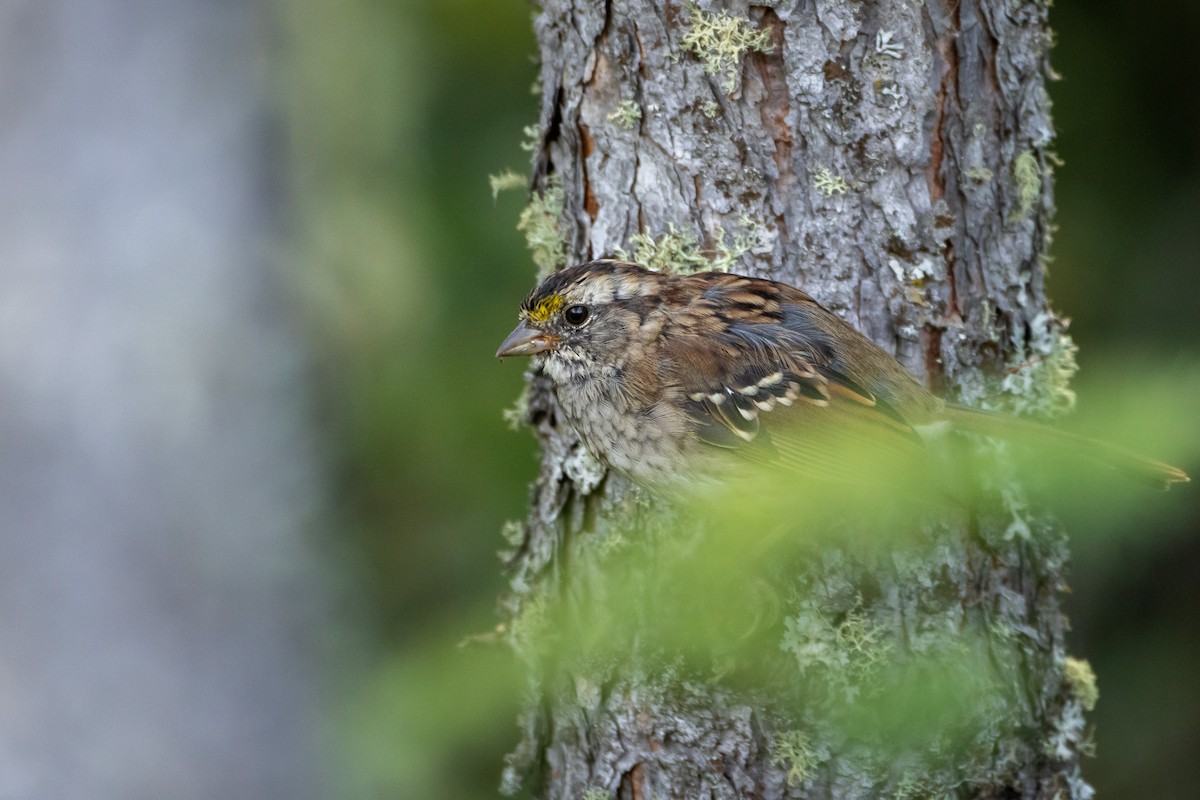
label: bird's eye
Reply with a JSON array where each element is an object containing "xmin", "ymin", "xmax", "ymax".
[{"xmin": 563, "ymin": 304, "xmax": 589, "ymax": 326}]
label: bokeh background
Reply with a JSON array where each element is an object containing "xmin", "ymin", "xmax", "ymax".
[{"xmin": 0, "ymin": 1, "xmax": 1196, "ymax": 798}]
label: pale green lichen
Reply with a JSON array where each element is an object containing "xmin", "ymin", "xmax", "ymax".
[
  {"xmin": 874, "ymin": 30, "xmax": 904, "ymax": 59},
  {"xmin": 607, "ymin": 99, "xmax": 642, "ymax": 130},
  {"xmin": 963, "ymin": 166, "xmax": 994, "ymax": 184},
  {"xmin": 595, "ymin": 528, "xmax": 627, "ymax": 559},
  {"xmin": 496, "ymin": 519, "xmax": 526, "ymax": 564},
  {"xmin": 516, "ymin": 175, "xmax": 568, "ymax": 279},
  {"xmin": 507, "ymin": 593, "xmax": 549, "ymax": 652},
  {"xmin": 713, "ymin": 214, "xmax": 772, "ymax": 268},
  {"xmin": 772, "ymin": 730, "xmax": 819, "ymax": 787},
  {"xmin": 704, "ymin": 222, "xmax": 765, "ymax": 272},
  {"xmin": 581, "ymin": 788, "xmax": 609, "ymax": 800},
  {"xmin": 887, "ymin": 255, "xmax": 937, "ymax": 290},
  {"xmin": 1011, "ymin": 150, "xmax": 1041, "ymax": 220},
  {"xmin": 1001, "ymin": 485, "xmax": 1033, "ymax": 542},
  {"xmin": 616, "ymin": 218, "xmax": 766, "ymax": 275},
  {"xmin": 502, "ymin": 384, "xmax": 530, "ymax": 430},
  {"xmin": 813, "ymin": 165, "xmax": 850, "ymax": 197},
  {"xmin": 617, "ymin": 224, "xmax": 710, "ymax": 274},
  {"xmin": 835, "ymin": 609, "xmax": 891, "ymax": 674},
  {"xmin": 1064, "ymin": 657, "xmax": 1099, "ymax": 711},
  {"xmin": 497, "ymin": 519, "xmax": 526, "ymax": 565},
  {"xmin": 519, "ymin": 124, "xmax": 541, "ymax": 153},
  {"xmin": 781, "ymin": 597, "xmax": 892, "ymax": 693},
  {"xmin": 500, "ymin": 519, "xmax": 525, "ymax": 547},
  {"xmin": 1000, "ymin": 313, "xmax": 1079, "ymax": 417},
  {"xmin": 700, "ymin": 99, "xmax": 721, "ymax": 118},
  {"xmin": 679, "ymin": 5, "xmax": 773, "ymax": 93},
  {"xmin": 892, "ymin": 772, "xmax": 938, "ymax": 800},
  {"xmin": 489, "ymin": 169, "xmax": 525, "ymax": 200},
  {"xmin": 564, "ymin": 443, "xmax": 607, "ymax": 495},
  {"xmin": 1045, "ymin": 698, "xmax": 1089, "ymax": 760}
]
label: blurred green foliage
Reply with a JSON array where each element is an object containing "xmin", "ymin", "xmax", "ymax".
[
  {"xmin": 277, "ymin": 0, "xmax": 1200, "ymax": 796},
  {"xmin": 278, "ymin": 1, "xmax": 539, "ymax": 795},
  {"xmin": 279, "ymin": 0, "xmax": 537, "ymax": 636},
  {"xmin": 1052, "ymin": 4, "xmax": 1200, "ymax": 796}
]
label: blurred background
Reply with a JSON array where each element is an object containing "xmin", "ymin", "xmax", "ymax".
[{"xmin": 0, "ymin": 1, "xmax": 1195, "ymax": 798}]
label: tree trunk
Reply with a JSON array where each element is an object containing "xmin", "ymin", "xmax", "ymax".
[{"xmin": 503, "ymin": 1, "xmax": 1092, "ymax": 798}]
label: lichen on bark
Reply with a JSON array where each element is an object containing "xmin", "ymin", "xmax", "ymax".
[{"xmin": 500, "ymin": 1, "xmax": 1092, "ymax": 797}]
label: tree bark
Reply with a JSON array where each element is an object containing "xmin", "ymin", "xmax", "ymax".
[{"xmin": 503, "ymin": 1, "xmax": 1092, "ymax": 798}]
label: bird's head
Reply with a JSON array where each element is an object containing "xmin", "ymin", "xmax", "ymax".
[{"xmin": 496, "ymin": 260, "xmax": 663, "ymax": 367}]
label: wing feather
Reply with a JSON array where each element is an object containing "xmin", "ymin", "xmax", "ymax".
[{"xmin": 666, "ymin": 274, "xmax": 927, "ymax": 482}]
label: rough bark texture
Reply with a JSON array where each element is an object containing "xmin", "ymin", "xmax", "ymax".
[{"xmin": 502, "ymin": 1, "xmax": 1090, "ymax": 798}]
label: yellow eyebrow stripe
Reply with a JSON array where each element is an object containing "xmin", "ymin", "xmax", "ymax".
[{"xmin": 527, "ymin": 294, "xmax": 565, "ymax": 323}]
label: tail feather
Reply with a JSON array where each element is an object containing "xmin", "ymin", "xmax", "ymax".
[{"xmin": 942, "ymin": 405, "xmax": 1190, "ymax": 490}]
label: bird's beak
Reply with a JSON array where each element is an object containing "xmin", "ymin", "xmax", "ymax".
[{"xmin": 496, "ymin": 321, "xmax": 557, "ymax": 359}]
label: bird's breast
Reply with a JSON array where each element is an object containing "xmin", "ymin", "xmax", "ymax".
[{"xmin": 547, "ymin": 358, "xmax": 688, "ymax": 487}]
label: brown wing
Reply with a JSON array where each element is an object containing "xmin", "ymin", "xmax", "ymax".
[{"xmin": 664, "ymin": 272, "xmax": 929, "ymax": 483}]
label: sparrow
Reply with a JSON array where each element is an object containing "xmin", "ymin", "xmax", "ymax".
[{"xmin": 497, "ymin": 260, "xmax": 1188, "ymax": 493}]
